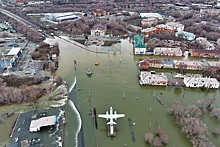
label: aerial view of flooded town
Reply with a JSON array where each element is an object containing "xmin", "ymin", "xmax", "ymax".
[{"xmin": 0, "ymin": 0, "xmax": 220, "ymax": 147}]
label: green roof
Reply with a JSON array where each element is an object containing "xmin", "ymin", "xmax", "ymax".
[{"xmin": 134, "ymin": 34, "xmax": 146, "ymax": 48}]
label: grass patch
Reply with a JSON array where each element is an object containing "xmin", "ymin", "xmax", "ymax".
[
  {"xmin": 73, "ymin": 39, "xmax": 86, "ymax": 45},
  {"xmin": 103, "ymin": 40, "xmax": 120, "ymax": 46}
]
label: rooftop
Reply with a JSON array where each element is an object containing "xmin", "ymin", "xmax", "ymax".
[
  {"xmin": 6, "ymin": 47, "xmax": 22, "ymax": 56},
  {"xmin": 29, "ymin": 115, "xmax": 56, "ymax": 132},
  {"xmin": 134, "ymin": 34, "xmax": 146, "ymax": 48},
  {"xmin": 139, "ymin": 13, "xmax": 163, "ymax": 20},
  {"xmin": 184, "ymin": 77, "xmax": 219, "ymax": 85},
  {"xmin": 191, "ymin": 49, "xmax": 220, "ymax": 54}
]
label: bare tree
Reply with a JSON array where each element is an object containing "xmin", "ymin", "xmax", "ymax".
[
  {"xmin": 144, "ymin": 132, "xmax": 154, "ymax": 144},
  {"xmin": 156, "ymin": 128, "xmax": 169, "ymax": 145},
  {"xmin": 213, "ymin": 128, "xmax": 220, "ymax": 136},
  {"xmin": 153, "ymin": 136, "xmax": 162, "ymax": 147},
  {"xmin": 54, "ymin": 76, "xmax": 63, "ymax": 86},
  {"xmin": 197, "ymin": 98, "xmax": 216, "ymax": 112},
  {"xmin": 211, "ymin": 108, "xmax": 220, "ymax": 119},
  {"xmin": 33, "ymin": 75, "xmax": 42, "ymax": 84}
]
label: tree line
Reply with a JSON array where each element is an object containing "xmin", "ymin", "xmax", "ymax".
[{"xmin": 168, "ymin": 99, "xmax": 220, "ymax": 147}]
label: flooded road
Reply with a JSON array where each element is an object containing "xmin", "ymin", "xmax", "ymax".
[{"xmin": 0, "ymin": 36, "xmax": 219, "ymax": 147}]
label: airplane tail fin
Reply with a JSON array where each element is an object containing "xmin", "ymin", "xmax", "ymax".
[{"xmin": 107, "ymin": 121, "xmax": 117, "ymax": 125}]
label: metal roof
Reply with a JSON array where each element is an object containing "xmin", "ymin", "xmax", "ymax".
[
  {"xmin": 134, "ymin": 34, "xmax": 146, "ymax": 48},
  {"xmin": 7, "ymin": 47, "xmax": 22, "ymax": 56},
  {"xmin": 29, "ymin": 115, "xmax": 56, "ymax": 132}
]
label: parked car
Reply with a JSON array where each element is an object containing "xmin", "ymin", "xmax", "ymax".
[{"xmin": 8, "ymin": 43, "xmax": 19, "ymax": 47}]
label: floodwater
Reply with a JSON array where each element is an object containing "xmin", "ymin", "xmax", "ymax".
[{"xmin": 0, "ymin": 36, "xmax": 220, "ymax": 147}]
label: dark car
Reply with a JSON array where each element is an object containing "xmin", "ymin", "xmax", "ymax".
[{"xmin": 8, "ymin": 43, "xmax": 19, "ymax": 47}]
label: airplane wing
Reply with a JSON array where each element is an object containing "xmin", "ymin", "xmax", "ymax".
[
  {"xmin": 98, "ymin": 114, "xmax": 110, "ymax": 119},
  {"xmin": 114, "ymin": 114, "xmax": 125, "ymax": 119}
]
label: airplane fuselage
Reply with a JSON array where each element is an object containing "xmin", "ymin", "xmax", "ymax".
[{"xmin": 98, "ymin": 107, "xmax": 125, "ymax": 137}]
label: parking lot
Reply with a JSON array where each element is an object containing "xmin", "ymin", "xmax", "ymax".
[{"xmin": 0, "ymin": 36, "xmax": 44, "ymax": 77}]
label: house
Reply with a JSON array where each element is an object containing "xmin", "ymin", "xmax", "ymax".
[
  {"xmin": 189, "ymin": 49, "xmax": 220, "ymax": 58},
  {"xmin": 139, "ymin": 71, "xmax": 168, "ymax": 86},
  {"xmin": 196, "ymin": 37, "xmax": 215, "ymax": 50},
  {"xmin": 93, "ymin": 9, "xmax": 107, "ymax": 17},
  {"xmin": 138, "ymin": 59, "xmax": 149, "ymax": 71},
  {"xmin": 91, "ymin": 24, "xmax": 107, "ymax": 36},
  {"xmin": 175, "ymin": 30, "xmax": 196, "ymax": 40},
  {"xmin": 133, "ymin": 34, "xmax": 146, "ymax": 54},
  {"xmin": 155, "ymin": 24, "xmax": 176, "ymax": 34},
  {"xmin": 174, "ymin": 60, "xmax": 204, "ymax": 70},
  {"xmin": 141, "ymin": 17, "xmax": 158, "ymax": 28},
  {"xmin": 141, "ymin": 27, "xmax": 158, "ymax": 37},
  {"xmin": 153, "ymin": 47, "xmax": 183, "ymax": 56},
  {"xmin": 183, "ymin": 77, "xmax": 219, "ymax": 89},
  {"xmin": 139, "ymin": 58, "xmax": 162, "ymax": 69},
  {"xmin": 160, "ymin": 59, "xmax": 174, "ymax": 68},
  {"xmin": 165, "ymin": 22, "xmax": 184, "ymax": 32}
]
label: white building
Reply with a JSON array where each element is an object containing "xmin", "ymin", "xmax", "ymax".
[
  {"xmin": 183, "ymin": 77, "xmax": 219, "ymax": 89},
  {"xmin": 45, "ymin": 12, "xmax": 79, "ymax": 22},
  {"xmin": 29, "ymin": 115, "xmax": 56, "ymax": 132},
  {"xmin": 153, "ymin": 47, "xmax": 182, "ymax": 56},
  {"xmin": 139, "ymin": 71, "xmax": 168, "ymax": 86}
]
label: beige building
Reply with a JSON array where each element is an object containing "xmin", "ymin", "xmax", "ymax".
[
  {"xmin": 141, "ymin": 17, "xmax": 158, "ymax": 28},
  {"xmin": 165, "ymin": 22, "xmax": 184, "ymax": 32}
]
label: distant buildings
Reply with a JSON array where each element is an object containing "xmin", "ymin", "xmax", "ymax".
[
  {"xmin": 184, "ymin": 77, "xmax": 219, "ymax": 89},
  {"xmin": 93, "ymin": 9, "xmax": 107, "ymax": 17},
  {"xmin": 139, "ymin": 71, "xmax": 168, "ymax": 86},
  {"xmin": 133, "ymin": 34, "xmax": 146, "ymax": 54},
  {"xmin": 45, "ymin": 12, "xmax": 79, "ymax": 22},
  {"xmin": 139, "ymin": 13, "xmax": 164, "ymax": 22}
]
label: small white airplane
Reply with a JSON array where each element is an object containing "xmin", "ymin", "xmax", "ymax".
[{"xmin": 98, "ymin": 107, "xmax": 125, "ymax": 136}]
